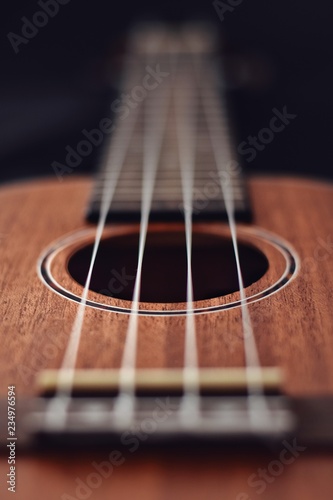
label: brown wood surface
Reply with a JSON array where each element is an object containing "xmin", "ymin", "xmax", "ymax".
[{"xmin": 0, "ymin": 174, "xmax": 333, "ymax": 499}]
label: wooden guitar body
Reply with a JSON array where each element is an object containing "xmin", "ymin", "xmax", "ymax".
[{"xmin": 0, "ymin": 174, "xmax": 333, "ymax": 499}]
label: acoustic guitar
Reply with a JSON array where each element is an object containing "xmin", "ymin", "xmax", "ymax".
[{"xmin": 1, "ymin": 23, "xmax": 333, "ymax": 500}]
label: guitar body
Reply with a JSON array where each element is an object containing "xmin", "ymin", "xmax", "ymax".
[{"xmin": 1, "ymin": 174, "xmax": 333, "ymax": 499}]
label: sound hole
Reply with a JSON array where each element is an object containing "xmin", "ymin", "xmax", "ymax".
[{"xmin": 67, "ymin": 231, "xmax": 269, "ymax": 303}]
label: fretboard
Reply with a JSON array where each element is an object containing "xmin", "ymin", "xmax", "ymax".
[{"xmin": 86, "ymin": 25, "xmax": 252, "ymax": 224}]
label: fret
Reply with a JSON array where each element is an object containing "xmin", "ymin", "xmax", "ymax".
[
  {"xmin": 86, "ymin": 27, "xmax": 252, "ymax": 224},
  {"xmin": 92, "ymin": 184, "xmax": 245, "ymax": 193},
  {"xmin": 94, "ymin": 169, "xmax": 246, "ymax": 184},
  {"xmin": 92, "ymin": 182, "xmax": 242, "ymax": 195}
]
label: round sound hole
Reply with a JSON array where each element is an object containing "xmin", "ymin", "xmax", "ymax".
[{"xmin": 67, "ymin": 231, "xmax": 269, "ymax": 303}]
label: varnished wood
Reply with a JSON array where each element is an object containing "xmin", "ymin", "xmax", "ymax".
[
  {"xmin": 0, "ymin": 174, "xmax": 333, "ymax": 499},
  {"xmin": 1, "ymin": 175, "xmax": 332, "ymax": 396}
]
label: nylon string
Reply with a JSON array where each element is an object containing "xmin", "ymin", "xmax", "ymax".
[
  {"xmin": 197, "ymin": 58, "xmax": 270, "ymax": 428},
  {"xmin": 45, "ymin": 65, "xmax": 141, "ymax": 429},
  {"xmin": 174, "ymin": 61, "xmax": 201, "ymax": 424},
  {"xmin": 113, "ymin": 66, "xmax": 171, "ymax": 426}
]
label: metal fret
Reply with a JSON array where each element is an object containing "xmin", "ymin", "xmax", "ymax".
[{"xmin": 86, "ymin": 28, "xmax": 252, "ymax": 224}]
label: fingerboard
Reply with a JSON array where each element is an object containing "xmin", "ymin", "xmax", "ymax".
[{"xmin": 86, "ymin": 25, "xmax": 252, "ymax": 224}]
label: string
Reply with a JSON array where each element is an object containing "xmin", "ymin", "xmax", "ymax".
[
  {"xmin": 45, "ymin": 65, "xmax": 141, "ymax": 429},
  {"xmin": 174, "ymin": 62, "xmax": 201, "ymax": 424},
  {"xmin": 113, "ymin": 64, "xmax": 171, "ymax": 426},
  {"xmin": 197, "ymin": 57, "xmax": 270, "ymax": 428}
]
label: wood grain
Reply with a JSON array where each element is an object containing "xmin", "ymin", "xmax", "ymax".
[{"xmin": 0, "ymin": 174, "xmax": 333, "ymax": 499}]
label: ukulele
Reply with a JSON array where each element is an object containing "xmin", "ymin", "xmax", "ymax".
[{"xmin": 1, "ymin": 23, "xmax": 333, "ymax": 500}]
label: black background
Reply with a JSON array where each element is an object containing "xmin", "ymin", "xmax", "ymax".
[{"xmin": 1, "ymin": 0, "xmax": 333, "ymax": 183}]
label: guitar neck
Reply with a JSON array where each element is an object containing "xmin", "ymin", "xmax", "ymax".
[{"xmin": 86, "ymin": 24, "xmax": 252, "ymax": 224}]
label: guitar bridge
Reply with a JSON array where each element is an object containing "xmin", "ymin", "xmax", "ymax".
[{"xmin": 23, "ymin": 395, "xmax": 294, "ymax": 450}]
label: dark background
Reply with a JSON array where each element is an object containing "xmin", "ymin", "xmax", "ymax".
[{"xmin": 1, "ymin": 0, "xmax": 333, "ymax": 183}]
